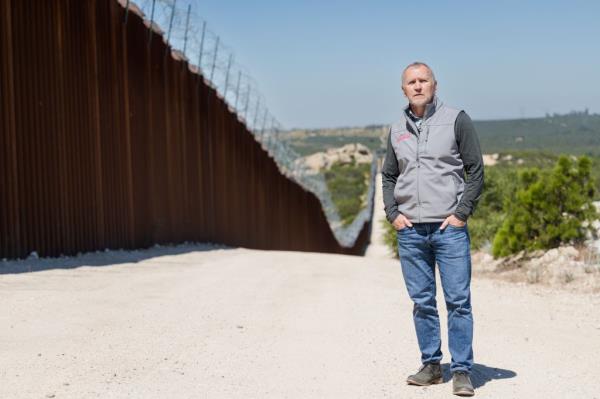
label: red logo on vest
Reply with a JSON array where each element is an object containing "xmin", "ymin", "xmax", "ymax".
[{"xmin": 396, "ymin": 133, "xmax": 411, "ymax": 142}]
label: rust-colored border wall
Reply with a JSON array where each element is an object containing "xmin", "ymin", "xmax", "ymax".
[{"xmin": 0, "ymin": 0, "xmax": 371, "ymax": 260}]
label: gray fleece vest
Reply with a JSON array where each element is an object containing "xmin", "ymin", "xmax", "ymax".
[{"xmin": 390, "ymin": 97, "xmax": 464, "ymax": 223}]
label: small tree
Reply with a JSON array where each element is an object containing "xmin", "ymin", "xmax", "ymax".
[{"xmin": 492, "ymin": 155, "xmax": 598, "ymax": 258}]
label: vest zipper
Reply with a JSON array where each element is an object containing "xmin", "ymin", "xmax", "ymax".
[{"xmin": 416, "ymin": 124, "xmax": 422, "ymax": 223}]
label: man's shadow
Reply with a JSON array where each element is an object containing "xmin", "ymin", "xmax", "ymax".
[{"xmin": 442, "ymin": 363, "xmax": 516, "ymax": 388}]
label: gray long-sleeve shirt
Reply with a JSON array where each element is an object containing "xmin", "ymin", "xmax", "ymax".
[{"xmin": 382, "ymin": 110, "xmax": 484, "ymax": 223}]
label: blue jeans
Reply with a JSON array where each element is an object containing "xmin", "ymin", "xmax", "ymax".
[{"xmin": 396, "ymin": 222, "xmax": 473, "ymax": 373}]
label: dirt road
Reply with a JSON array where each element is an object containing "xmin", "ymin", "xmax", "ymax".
[{"xmin": 2, "ymin": 243, "xmax": 600, "ymax": 398}]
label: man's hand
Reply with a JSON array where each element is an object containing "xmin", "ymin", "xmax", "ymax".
[
  {"xmin": 392, "ymin": 214, "xmax": 413, "ymax": 231},
  {"xmin": 440, "ymin": 214, "xmax": 466, "ymax": 230}
]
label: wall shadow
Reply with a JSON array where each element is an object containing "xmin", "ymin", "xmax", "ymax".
[{"xmin": 0, "ymin": 243, "xmax": 233, "ymax": 275}]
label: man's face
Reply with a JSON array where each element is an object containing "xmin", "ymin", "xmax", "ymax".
[{"xmin": 402, "ymin": 66, "xmax": 437, "ymax": 107}]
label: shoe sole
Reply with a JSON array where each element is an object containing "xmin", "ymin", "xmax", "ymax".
[
  {"xmin": 406, "ymin": 377, "xmax": 443, "ymax": 386},
  {"xmin": 453, "ymin": 388, "xmax": 475, "ymax": 397}
]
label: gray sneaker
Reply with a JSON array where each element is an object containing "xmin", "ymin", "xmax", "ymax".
[
  {"xmin": 452, "ymin": 371, "xmax": 474, "ymax": 396},
  {"xmin": 406, "ymin": 363, "xmax": 443, "ymax": 386}
]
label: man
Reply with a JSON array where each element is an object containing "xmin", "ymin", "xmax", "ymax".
[{"xmin": 382, "ymin": 62, "xmax": 484, "ymax": 397}]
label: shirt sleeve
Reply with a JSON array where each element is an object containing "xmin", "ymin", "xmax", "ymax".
[
  {"xmin": 382, "ymin": 128, "xmax": 401, "ymax": 223},
  {"xmin": 453, "ymin": 111, "xmax": 484, "ymax": 221}
]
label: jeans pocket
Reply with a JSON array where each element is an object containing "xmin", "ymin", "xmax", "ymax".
[
  {"xmin": 446, "ymin": 223, "xmax": 468, "ymax": 234},
  {"xmin": 397, "ymin": 226, "xmax": 415, "ymax": 236}
]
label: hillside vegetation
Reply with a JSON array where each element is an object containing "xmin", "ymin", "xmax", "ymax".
[
  {"xmin": 286, "ymin": 111, "xmax": 600, "ymax": 157},
  {"xmin": 324, "ymin": 162, "xmax": 372, "ymax": 227}
]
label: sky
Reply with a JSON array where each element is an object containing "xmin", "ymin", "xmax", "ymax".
[{"xmin": 170, "ymin": 0, "xmax": 600, "ymax": 129}]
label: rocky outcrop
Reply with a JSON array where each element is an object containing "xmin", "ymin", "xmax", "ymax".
[
  {"xmin": 482, "ymin": 153, "xmax": 499, "ymax": 166},
  {"xmin": 297, "ymin": 143, "xmax": 373, "ymax": 174},
  {"xmin": 473, "ymin": 244, "xmax": 600, "ymax": 292},
  {"xmin": 482, "ymin": 153, "xmax": 525, "ymax": 166}
]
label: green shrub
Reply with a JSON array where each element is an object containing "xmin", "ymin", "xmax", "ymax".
[
  {"xmin": 492, "ymin": 155, "xmax": 598, "ymax": 257},
  {"xmin": 324, "ymin": 162, "xmax": 371, "ymax": 226},
  {"xmin": 467, "ymin": 166, "xmax": 519, "ymax": 249},
  {"xmin": 467, "ymin": 212, "xmax": 504, "ymax": 250},
  {"xmin": 381, "ymin": 217, "xmax": 399, "ymax": 258}
]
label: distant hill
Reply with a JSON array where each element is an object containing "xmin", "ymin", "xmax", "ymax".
[
  {"xmin": 474, "ymin": 111, "xmax": 600, "ymax": 155},
  {"xmin": 285, "ymin": 111, "xmax": 600, "ymax": 157}
]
